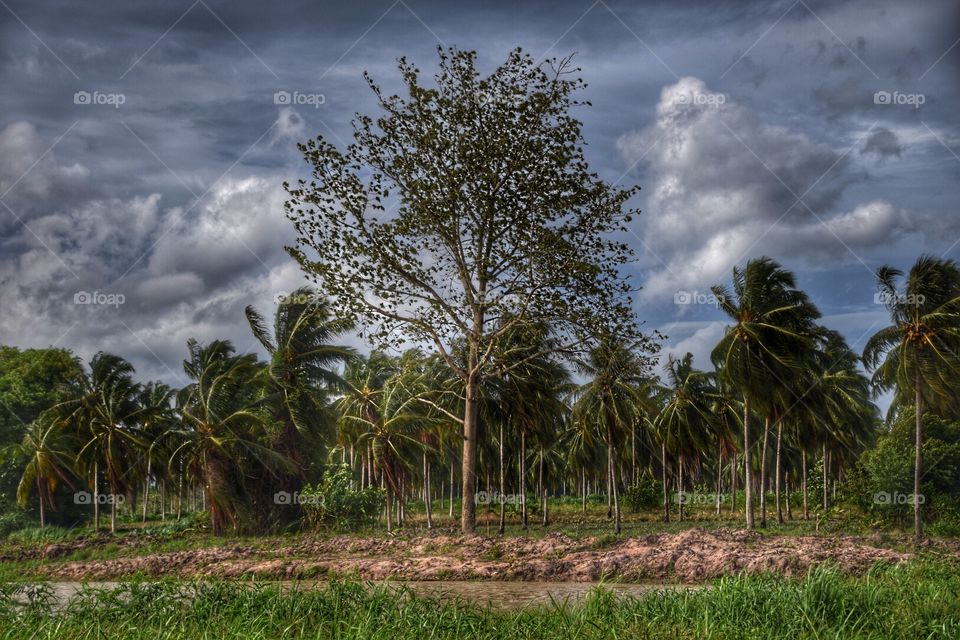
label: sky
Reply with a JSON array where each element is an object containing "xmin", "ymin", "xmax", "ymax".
[{"xmin": 1, "ymin": 0, "xmax": 958, "ymax": 397}]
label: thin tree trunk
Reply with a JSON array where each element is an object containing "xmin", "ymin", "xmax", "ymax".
[
  {"xmin": 662, "ymin": 442, "xmax": 670, "ymax": 522},
  {"xmin": 678, "ymin": 457, "xmax": 685, "ymax": 522},
  {"xmin": 802, "ymin": 452, "xmax": 809, "ymax": 519},
  {"xmin": 37, "ymin": 476, "xmax": 45, "ymax": 528},
  {"xmin": 539, "ymin": 449, "xmax": 547, "ymax": 527},
  {"xmin": 915, "ymin": 380, "xmax": 924, "ymax": 539},
  {"xmin": 581, "ymin": 470, "xmax": 587, "ymax": 513},
  {"xmin": 385, "ymin": 486, "xmax": 392, "ymax": 533},
  {"xmin": 744, "ymin": 399, "xmax": 754, "ymax": 529},
  {"xmin": 822, "ymin": 444, "xmax": 829, "ymax": 511},
  {"xmin": 760, "ymin": 416, "xmax": 770, "ymax": 528},
  {"xmin": 449, "ymin": 462, "xmax": 455, "ymax": 519},
  {"xmin": 716, "ymin": 443, "xmax": 723, "ymax": 516},
  {"xmin": 520, "ymin": 431, "xmax": 528, "ymax": 530},
  {"xmin": 775, "ymin": 422, "xmax": 784, "ymax": 524},
  {"xmin": 731, "ymin": 453, "xmax": 737, "ymax": 514},
  {"xmin": 461, "ymin": 364, "xmax": 480, "ymax": 534},
  {"xmin": 142, "ymin": 457, "xmax": 152, "ymax": 523},
  {"xmin": 498, "ymin": 422, "xmax": 506, "ymax": 535},
  {"xmin": 786, "ymin": 472, "xmax": 793, "ymax": 520},
  {"xmin": 424, "ymin": 453, "xmax": 433, "ymax": 530},
  {"xmin": 608, "ymin": 425, "xmax": 621, "ymax": 534}
]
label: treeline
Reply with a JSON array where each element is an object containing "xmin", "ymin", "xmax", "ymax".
[{"xmin": 2, "ymin": 253, "xmax": 958, "ymax": 538}]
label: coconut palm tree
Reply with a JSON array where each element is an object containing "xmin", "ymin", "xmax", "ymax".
[
  {"xmin": 574, "ymin": 338, "xmax": 652, "ymax": 534},
  {"xmin": 138, "ymin": 381, "xmax": 176, "ymax": 522},
  {"xmin": 655, "ymin": 353, "xmax": 716, "ymax": 520},
  {"xmin": 711, "ymin": 257, "xmax": 821, "ymax": 529},
  {"xmin": 53, "ymin": 353, "xmax": 148, "ymax": 532},
  {"xmin": 172, "ymin": 339, "xmax": 291, "ymax": 535},
  {"xmin": 863, "ymin": 256, "xmax": 960, "ymax": 539},
  {"xmin": 0, "ymin": 413, "xmax": 77, "ymax": 527},
  {"xmin": 245, "ymin": 288, "xmax": 354, "ymax": 473}
]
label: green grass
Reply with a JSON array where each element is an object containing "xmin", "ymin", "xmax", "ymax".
[{"xmin": 1, "ymin": 561, "xmax": 958, "ymax": 639}]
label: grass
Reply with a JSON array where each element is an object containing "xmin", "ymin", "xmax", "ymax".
[{"xmin": 0, "ymin": 562, "xmax": 958, "ymax": 638}]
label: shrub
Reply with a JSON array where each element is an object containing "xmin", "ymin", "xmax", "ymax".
[
  {"xmin": 624, "ymin": 475, "xmax": 662, "ymax": 513},
  {"xmin": 299, "ymin": 465, "xmax": 384, "ymax": 531}
]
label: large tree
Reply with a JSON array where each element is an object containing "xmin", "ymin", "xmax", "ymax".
[
  {"xmin": 863, "ymin": 255, "xmax": 960, "ymax": 539},
  {"xmin": 711, "ymin": 257, "xmax": 820, "ymax": 529},
  {"xmin": 285, "ymin": 48, "xmax": 644, "ymax": 532}
]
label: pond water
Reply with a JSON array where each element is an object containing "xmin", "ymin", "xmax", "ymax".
[{"xmin": 35, "ymin": 580, "xmax": 703, "ymax": 610}]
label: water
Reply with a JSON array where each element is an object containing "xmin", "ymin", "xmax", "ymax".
[{"xmin": 34, "ymin": 580, "xmax": 701, "ymax": 610}]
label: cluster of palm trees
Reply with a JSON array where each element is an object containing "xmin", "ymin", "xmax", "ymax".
[{"xmin": 4, "ymin": 254, "xmax": 958, "ymax": 538}]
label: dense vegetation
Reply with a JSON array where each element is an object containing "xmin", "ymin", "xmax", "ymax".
[{"xmin": 2, "ymin": 563, "xmax": 958, "ymax": 639}]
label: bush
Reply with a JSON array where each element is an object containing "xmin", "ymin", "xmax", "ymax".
[
  {"xmin": 0, "ymin": 511, "xmax": 32, "ymax": 538},
  {"xmin": 299, "ymin": 465, "xmax": 384, "ymax": 531},
  {"xmin": 624, "ymin": 475, "xmax": 662, "ymax": 513}
]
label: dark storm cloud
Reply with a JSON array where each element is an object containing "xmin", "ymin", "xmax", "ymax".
[{"xmin": 1, "ymin": 0, "xmax": 958, "ymax": 387}]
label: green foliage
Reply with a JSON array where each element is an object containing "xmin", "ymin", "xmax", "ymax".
[
  {"xmin": 624, "ymin": 476, "xmax": 662, "ymax": 513},
  {"xmin": 2, "ymin": 563, "xmax": 959, "ymax": 639},
  {"xmin": 300, "ymin": 465, "xmax": 384, "ymax": 531}
]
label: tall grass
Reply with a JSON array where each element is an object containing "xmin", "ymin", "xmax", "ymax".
[{"xmin": 1, "ymin": 562, "xmax": 958, "ymax": 639}]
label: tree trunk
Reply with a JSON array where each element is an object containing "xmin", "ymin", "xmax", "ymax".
[
  {"xmin": 424, "ymin": 453, "xmax": 433, "ymax": 530},
  {"xmin": 93, "ymin": 460, "xmax": 100, "ymax": 531},
  {"xmin": 716, "ymin": 443, "xmax": 723, "ymax": 516},
  {"xmin": 498, "ymin": 422, "xmax": 505, "ymax": 535},
  {"xmin": 608, "ymin": 425, "xmax": 621, "ymax": 534},
  {"xmin": 142, "ymin": 457, "xmax": 152, "ymax": 523},
  {"xmin": 775, "ymin": 422, "xmax": 784, "ymax": 524},
  {"xmin": 678, "ymin": 456, "xmax": 685, "ymax": 521},
  {"xmin": 743, "ymin": 399, "xmax": 754, "ymax": 529},
  {"xmin": 759, "ymin": 416, "xmax": 770, "ymax": 528},
  {"xmin": 461, "ymin": 368, "xmax": 480, "ymax": 534},
  {"xmin": 449, "ymin": 462, "xmax": 455, "ymax": 519},
  {"xmin": 540, "ymin": 449, "xmax": 547, "ymax": 527},
  {"xmin": 520, "ymin": 430, "xmax": 528, "ymax": 530},
  {"xmin": 731, "ymin": 453, "xmax": 737, "ymax": 514},
  {"xmin": 37, "ymin": 476, "xmax": 45, "ymax": 528},
  {"xmin": 661, "ymin": 442, "xmax": 670, "ymax": 522},
  {"xmin": 915, "ymin": 380, "xmax": 924, "ymax": 539},
  {"xmin": 802, "ymin": 452, "xmax": 809, "ymax": 519},
  {"xmin": 385, "ymin": 486, "xmax": 392, "ymax": 533},
  {"xmin": 786, "ymin": 472, "xmax": 793, "ymax": 520},
  {"xmin": 822, "ymin": 444, "xmax": 829, "ymax": 511},
  {"xmin": 581, "ymin": 469, "xmax": 587, "ymax": 513}
]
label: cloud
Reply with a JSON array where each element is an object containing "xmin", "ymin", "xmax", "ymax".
[
  {"xmin": 860, "ymin": 127, "xmax": 901, "ymax": 157},
  {"xmin": 619, "ymin": 77, "xmax": 900, "ymax": 303},
  {"xmin": 0, "ymin": 121, "xmax": 89, "ymax": 206}
]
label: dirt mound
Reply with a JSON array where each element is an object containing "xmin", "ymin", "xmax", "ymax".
[{"xmin": 33, "ymin": 528, "xmax": 928, "ymax": 583}]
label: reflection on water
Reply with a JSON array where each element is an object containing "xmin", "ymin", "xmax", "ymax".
[{"xmin": 37, "ymin": 580, "xmax": 701, "ymax": 610}]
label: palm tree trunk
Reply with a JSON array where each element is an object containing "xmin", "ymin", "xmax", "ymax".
[
  {"xmin": 581, "ymin": 469, "xmax": 587, "ymax": 513},
  {"xmin": 822, "ymin": 444, "xmax": 829, "ymax": 511},
  {"xmin": 760, "ymin": 417, "xmax": 770, "ymax": 528},
  {"xmin": 37, "ymin": 476, "xmax": 45, "ymax": 528},
  {"xmin": 539, "ymin": 449, "xmax": 547, "ymax": 527},
  {"xmin": 93, "ymin": 459, "xmax": 100, "ymax": 531},
  {"xmin": 730, "ymin": 453, "xmax": 737, "ymax": 514},
  {"xmin": 520, "ymin": 431, "xmax": 528, "ymax": 530},
  {"xmin": 449, "ymin": 462, "xmax": 455, "ymax": 519},
  {"xmin": 661, "ymin": 442, "xmax": 670, "ymax": 522},
  {"xmin": 608, "ymin": 425, "xmax": 621, "ymax": 534},
  {"xmin": 424, "ymin": 453, "xmax": 433, "ymax": 530},
  {"xmin": 385, "ymin": 486, "xmax": 392, "ymax": 533},
  {"xmin": 111, "ymin": 498, "xmax": 117, "ymax": 534},
  {"xmin": 775, "ymin": 422, "xmax": 784, "ymax": 524},
  {"xmin": 631, "ymin": 423, "xmax": 637, "ymax": 486},
  {"xmin": 498, "ymin": 422, "xmax": 506, "ymax": 535},
  {"xmin": 785, "ymin": 472, "xmax": 793, "ymax": 520},
  {"xmin": 915, "ymin": 379, "xmax": 924, "ymax": 539},
  {"xmin": 678, "ymin": 456, "xmax": 684, "ymax": 521},
  {"xmin": 743, "ymin": 399, "xmax": 754, "ymax": 529},
  {"xmin": 802, "ymin": 452, "xmax": 809, "ymax": 519},
  {"xmin": 142, "ymin": 457, "xmax": 152, "ymax": 523},
  {"xmin": 716, "ymin": 444, "xmax": 723, "ymax": 516}
]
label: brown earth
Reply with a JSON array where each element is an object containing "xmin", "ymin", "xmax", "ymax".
[{"xmin": 23, "ymin": 528, "xmax": 944, "ymax": 583}]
